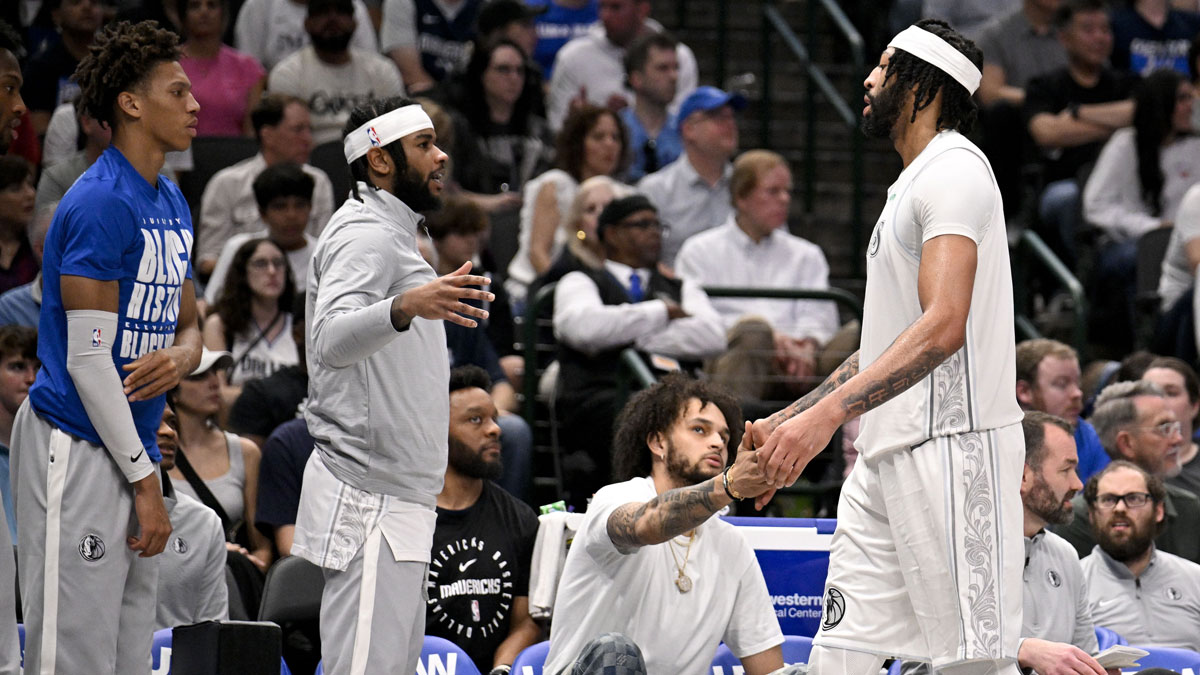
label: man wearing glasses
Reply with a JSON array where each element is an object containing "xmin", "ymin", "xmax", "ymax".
[
  {"xmin": 1081, "ymin": 460, "xmax": 1200, "ymax": 650},
  {"xmin": 552, "ymin": 194, "xmax": 725, "ymax": 508},
  {"xmin": 1051, "ymin": 380, "xmax": 1200, "ymax": 564}
]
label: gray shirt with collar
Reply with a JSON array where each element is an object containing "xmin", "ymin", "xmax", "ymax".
[
  {"xmin": 637, "ymin": 155, "xmax": 733, "ymax": 267},
  {"xmin": 1082, "ymin": 544, "xmax": 1200, "ymax": 650},
  {"xmin": 304, "ymin": 182, "xmax": 449, "ymax": 506},
  {"xmin": 155, "ymin": 491, "xmax": 229, "ymax": 631},
  {"xmin": 1024, "ymin": 530, "xmax": 1099, "ymax": 652}
]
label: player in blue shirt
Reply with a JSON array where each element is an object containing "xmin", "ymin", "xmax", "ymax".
[
  {"xmin": 0, "ymin": 19, "xmax": 26, "ymax": 675},
  {"xmin": 11, "ymin": 20, "xmax": 203, "ymax": 675}
]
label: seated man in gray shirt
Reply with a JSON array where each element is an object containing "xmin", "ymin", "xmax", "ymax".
[
  {"xmin": 1082, "ymin": 460, "xmax": 1200, "ymax": 651},
  {"xmin": 155, "ymin": 404, "xmax": 229, "ymax": 631},
  {"xmin": 1051, "ymin": 380, "xmax": 1200, "ymax": 564}
]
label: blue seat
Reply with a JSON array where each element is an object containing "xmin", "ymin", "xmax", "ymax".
[
  {"xmin": 315, "ymin": 636, "xmax": 482, "ymax": 675},
  {"xmin": 711, "ymin": 635, "xmax": 813, "ymax": 673},
  {"xmin": 421, "ymin": 636, "xmax": 482, "ymax": 675},
  {"xmin": 511, "ymin": 640, "xmax": 550, "ymax": 674},
  {"xmin": 1095, "ymin": 626, "xmax": 1127, "ymax": 651},
  {"xmin": 1129, "ymin": 644, "xmax": 1200, "ymax": 672},
  {"xmin": 152, "ymin": 627, "xmax": 173, "ymax": 672}
]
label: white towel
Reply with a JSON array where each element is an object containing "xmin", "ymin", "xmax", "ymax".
[{"xmin": 528, "ymin": 511, "xmax": 585, "ymax": 620}]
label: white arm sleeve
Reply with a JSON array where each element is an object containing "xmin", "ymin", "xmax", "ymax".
[{"xmin": 65, "ymin": 310, "xmax": 155, "ymax": 483}]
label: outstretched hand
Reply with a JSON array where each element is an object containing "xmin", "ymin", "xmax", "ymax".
[{"xmin": 397, "ymin": 261, "xmax": 494, "ymax": 328}]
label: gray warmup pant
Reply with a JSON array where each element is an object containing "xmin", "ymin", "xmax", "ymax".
[
  {"xmin": 318, "ymin": 526, "xmax": 426, "ymax": 675},
  {"xmin": 12, "ymin": 401, "xmax": 158, "ymax": 675},
  {"xmin": 0, "ymin": 496, "xmax": 19, "ymax": 675}
]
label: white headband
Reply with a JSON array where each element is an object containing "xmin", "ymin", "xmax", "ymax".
[
  {"xmin": 343, "ymin": 104, "xmax": 435, "ymax": 163},
  {"xmin": 888, "ymin": 26, "xmax": 981, "ymax": 95}
]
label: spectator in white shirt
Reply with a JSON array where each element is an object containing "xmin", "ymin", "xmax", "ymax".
[
  {"xmin": 234, "ymin": 0, "xmax": 378, "ymax": 70},
  {"xmin": 1083, "ymin": 68, "xmax": 1200, "ymax": 354},
  {"xmin": 267, "ymin": 0, "xmax": 405, "ymax": 145},
  {"xmin": 552, "ymin": 194, "xmax": 725, "ymax": 507},
  {"xmin": 204, "ymin": 163, "xmax": 315, "ymax": 305},
  {"xmin": 677, "ymin": 150, "xmax": 853, "ymax": 400},
  {"xmin": 196, "ymin": 94, "xmax": 333, "ymax": 277},
  {"xmin": 546, "ymin": 0, "xmax": 697, "ymax": 131}
]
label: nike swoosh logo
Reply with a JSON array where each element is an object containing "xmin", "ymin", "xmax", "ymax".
[
  {"xmin": 458, "ymin": 559, "xmax": 477, "ymax": 572},
  {"xmin": 130, "ymin": 450, "xmax": 144, "ymax": 463}
]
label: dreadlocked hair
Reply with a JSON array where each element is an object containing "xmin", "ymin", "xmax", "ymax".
[
  {"xmin": 74, "ymin": 21, "xmax": 180, "ymax": 131},
  {"xmin": 884, "ymin": 18, "xmax": 983, "ymax": 134},
  {"xmin": 1134, "ymin": 69, "xmax": 1184, "ymax": 217},
  {"xmin": 0, "ymin": 19, "xmax": 24, "ymax": 61},
  {"xmin": 342, "ymin": 96, "xmax": 419, "ymax": 200}
]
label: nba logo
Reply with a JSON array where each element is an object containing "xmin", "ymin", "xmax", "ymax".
[
  {"xmin": 91, "ymin": 328, "xmax": 102, "ymax": 348},
  {"xmin": 367, "ymin": 127, "xmax": 381, "ymax": 147},
  {"xmin": 471, "ymin": 600, "xmax": 481, "ymax": 622}
]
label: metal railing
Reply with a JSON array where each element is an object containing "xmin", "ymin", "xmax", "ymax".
[
  {"xmin": 1011, "ymin": 230, "xmax": 1088, "ymax": 359},
  {"xmin": 761, "ymin": 0, "xmax": 867, "ymax": 276}
]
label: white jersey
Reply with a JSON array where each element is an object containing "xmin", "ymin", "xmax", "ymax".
[{"xmin": 856, "ymin": 130, "xmax": 1022, "ymax": 459}]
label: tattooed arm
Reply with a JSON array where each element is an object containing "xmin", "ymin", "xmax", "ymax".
[
  {"xmin": 756, "ymin": 234, "xmax": 979, "ymax": 488},
  {"xmin": 607, "ymin": 422, "xmax": 770, "ymax": 553}
]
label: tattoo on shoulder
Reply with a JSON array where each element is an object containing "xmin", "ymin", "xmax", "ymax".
[
  {"xmin": 606, "ymin": 481, "xmax": 719, "ymax": 553},
  {"xmin": 770, "ymin": 351, "xmax": 860, "ymax": 426},
  {"xmin": 840, "ymin": 347, "xmax": 946, "ymax": 418}
]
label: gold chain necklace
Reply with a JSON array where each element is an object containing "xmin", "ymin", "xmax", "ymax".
[{"xmin": 667, "ymin": 531, "xmax": 696, "ymax": 593}]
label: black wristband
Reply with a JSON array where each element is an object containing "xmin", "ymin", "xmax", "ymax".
[{"xmin": 722, "ymin": 466, "xmax": 740, "ymax": 500}]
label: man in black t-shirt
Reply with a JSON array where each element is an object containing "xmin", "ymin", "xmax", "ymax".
[
  {"xmin": 22, "ymin": 0, "xmax": 103, "ymax": 136},
  {"xmin": 1025, "ymin": 0, "xmax": 1137, "ymax": 264},
  {"xmin": 254, "ymin": 417, "xmax": 316, "ymax": 557},
  {"xmin": 427, "ymin": 366, "xmax": 541, "ymax": 675}
]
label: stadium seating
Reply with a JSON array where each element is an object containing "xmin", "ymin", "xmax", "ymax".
[
  {"xmin": 511, "ymin": 640, "xmax": 550, "ymax": 675},
  {"xmin": 316, "ymin": 635, "xmax": 482, "ymax": 675},
  {"xmin": 711, "ymin": 635, "xmax": 813, "ymax": 674},
  {"xmin": 1128, "ymin": 644, "xmax": 1200, "ymax": 673}
]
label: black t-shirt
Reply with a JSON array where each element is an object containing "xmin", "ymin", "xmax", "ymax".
[
  {"xmin": 1110, "ymin": 6, "xmax": 1200, "ymax": 75},
  {"xmin": 227, "ymin": 366, "xmax": 308, "ymax": 441},
  {"xmin": 22, "ymin": 39, "xmax": 80, "ymax": 114},
  {"xmin": 425, "ymin": 481, "xmax": 539, "ymax": 672},
  {"xmin": 1024, "ymin": 67, "xmax": 1137, "ymax": 183},
  {"xmin": 254, "ymin": 417, "xmax": 315, "ymax": 536}
]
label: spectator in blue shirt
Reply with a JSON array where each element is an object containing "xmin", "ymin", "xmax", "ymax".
[
  {"xmin": 619, "ymin": 31, "xmax": 682, "ymax": 182},
  {"xmin": 527, "ymin": 0, "xmax": 597, "ymax": 77},
  {"xmin": 1016, "ymin": 338, "xmax": 1110, "ymax": 481}
]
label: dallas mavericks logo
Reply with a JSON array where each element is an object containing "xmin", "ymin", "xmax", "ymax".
[
  {"xmin": 91, "ymin": 328, "xmax": 102, "ymax": 348},
  {"xmin": 367, "ymin": 126, "xmax": 381, "ymax": 147},
  {"xmin": 868, "ymin": 221, "xmax": 883, "ymax": 258},
  {"xmin": 1046, "ymin": 570, "xmax": 1061, "ymax": 588},
  {"xmin": 1167, "ymin": 587, "xmax": 1183, "ymax": 601},
  {"xmin": 171, "ymin": 537, "xmax": 189, "ymax": 555},
  {"xmin": 821, "ymin": 587, "xmax": 846, "ymax": 630},
  {"xmin": 79, "ymin": 534, "xmax": 105, "ymax": 562}
]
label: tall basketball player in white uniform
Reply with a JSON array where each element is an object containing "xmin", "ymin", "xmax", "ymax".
[{"xmin": 753, "ymin": 19, "xmax": 1025, "ymax": 675}]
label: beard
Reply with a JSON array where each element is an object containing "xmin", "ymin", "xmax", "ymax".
[
  {"xmin": 310, "ymin": 30, "xmax": 353, "ymax": 53},
  {"xmin": 392, "ymin": 160, "xmax": 441, "ymax": 212},
  {"xmin": 861, "ymin": 81, "xmax": 906, "ymax": 140},
  {"xmin": 448, "ymin": 435, "xmax": 503, "ymax": 480},
  {"xmin": 1095, "ymin": 512, "xmax": 1156, "ymax": 562},
  {"xmin": 665, "ymin": 438, "xmax": 722, "ymax": 487},
  {"xmin": 1025, "ymin": 476, "xmax": 1075, "ymax": 526}
]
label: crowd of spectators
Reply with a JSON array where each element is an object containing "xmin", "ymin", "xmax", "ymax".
[{"xmin": 9, "ymin": 0, "xmax": 1200, "ymax": 672}]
